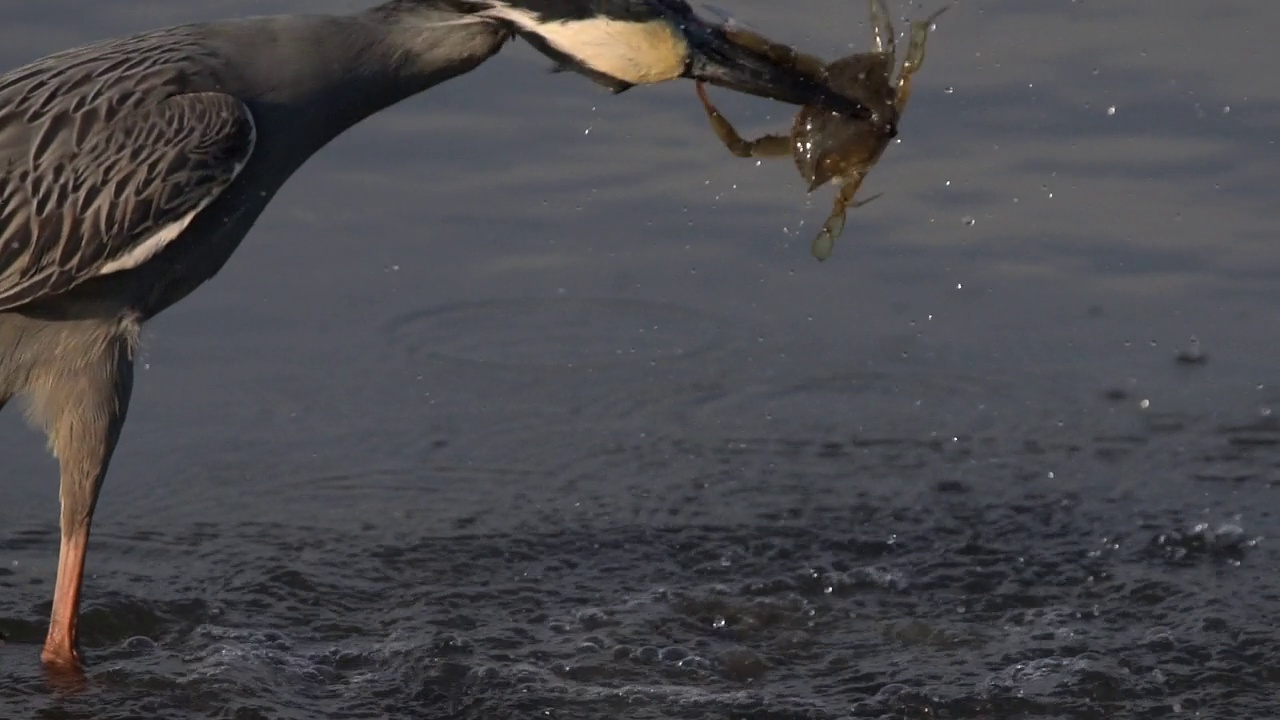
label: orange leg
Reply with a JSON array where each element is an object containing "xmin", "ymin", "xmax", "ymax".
[
  {"xmin": 29, "ymin": 330, "xmax": 134, "ymax": 673},
  {"xmin": 42, "ymin": 524, "xmax": 92, "ymax": 669}
]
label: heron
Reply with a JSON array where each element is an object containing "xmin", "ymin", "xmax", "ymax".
[{"xmin": 0, "ymin": 0, "xmax": 863, "ymax": 672}]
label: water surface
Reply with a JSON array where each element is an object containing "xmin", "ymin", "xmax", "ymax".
[{"xmin": 2, "ymin": 1, "xmax": 1278, "ymax": 717}]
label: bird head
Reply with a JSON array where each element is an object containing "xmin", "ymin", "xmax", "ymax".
[{"xmin": 460, "ymin": 0, "xmax": 868, "ymax": 118}]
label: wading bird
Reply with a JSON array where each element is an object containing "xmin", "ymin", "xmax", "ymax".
[{"xmin": 0, "ymin": 0, "xmax": 861, "ymax": 672}]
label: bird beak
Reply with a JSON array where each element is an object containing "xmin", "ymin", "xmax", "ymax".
[{"xmin": 682, "ymin": 23, "xmax": 868, "ymax": 119}]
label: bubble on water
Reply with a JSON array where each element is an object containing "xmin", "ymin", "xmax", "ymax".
[
  {"xmin": 1106, "ymin": 105, "xmax": 1116, "ymax": 116},
  {"xmin": 659, "ymin": 646, "xmax": 690, "ymax": 663},
  {"xmin": 961, "ymin": 215, "xmax": 976, "ymax": 226},
  {"xmin": 987, "ymin": 656, "xmax": 1092, "ymax": 694},
  {"xmin": 1141, "ymin": 627, "xmax": 1176, "ymax": 650},
  {"xmin": 1175, "ymin": 336, "xmax": 1207, "ymax": 366},
  {"xmin": 1150, "ymin": 520, "xmax": 1260, "ymax": 564},
  {"xmin": 182, "ymin": 625, "xmax": 335, "ymax": 684},
  {"xmin": 121, "ymin": 636, "xmax": 158, "ymax": 653},
  {"xmin": 717, "ymin": 648, "xmax": 769, "ymax": 681}
]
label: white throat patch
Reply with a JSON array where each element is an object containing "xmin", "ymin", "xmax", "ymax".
[{"xmin": 478, "ymin": 4, "xmax": 689, "ymax": 86}]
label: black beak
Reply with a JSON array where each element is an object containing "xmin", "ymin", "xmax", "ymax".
[{"xmin": 682, "ymin": 23, "xmax": 868, "ymax": 118}]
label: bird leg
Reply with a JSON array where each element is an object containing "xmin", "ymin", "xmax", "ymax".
[
  {"xmin": 30, "ymin": 331, "xmax": 135, "ymax": 671},
  {"xmin": 695, "ymin": 81, "xmax": 792, "ymax": 158}
]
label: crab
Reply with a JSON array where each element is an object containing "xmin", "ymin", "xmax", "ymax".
[{"xmin": 695, "ymin": 0, "xmax": 947, "ymax": 260}]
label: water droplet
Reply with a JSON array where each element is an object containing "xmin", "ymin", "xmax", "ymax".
[
  {"xmin": 943, "ymin": 86, "xmax": 954, "ymax": 94},
  {"xmin": 961, "ymin": 215, "xmax": 976, "ymax": 226},
  {"xmin": 1106, "ymin": 105, "xmax": 1117, "ymax": 116}
]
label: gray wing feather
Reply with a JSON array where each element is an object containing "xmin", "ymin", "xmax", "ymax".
[{"xmin": 0, "ymin": 28, "xmax": 253, "ymax": 311}]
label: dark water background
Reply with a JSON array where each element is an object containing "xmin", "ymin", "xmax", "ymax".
[{"xmin": 2, "ymin": 1, "xmax": 1278, "ymax": 717}]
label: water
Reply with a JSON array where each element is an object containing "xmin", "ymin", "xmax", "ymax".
[{"xmin": 2, "ymin": 0, "xmax": 1279, "ymax": 717}]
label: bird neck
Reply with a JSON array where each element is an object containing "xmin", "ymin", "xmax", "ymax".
[
  {"xmin": 241, "ymin": 4, "xmax": 507, "ymax": 152},
  {"xmin": 347, "ymin": 2, "xmax": 511, "ymax": 117}
]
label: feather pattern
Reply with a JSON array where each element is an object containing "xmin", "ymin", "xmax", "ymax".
[{"xmin": 0, "ymin": 29, "xmax": 254, "ymax": 311}]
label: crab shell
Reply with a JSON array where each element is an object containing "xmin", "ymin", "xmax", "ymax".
[{"xmin": 790, "ymin": 53, "xmax": 901, "ymax": 192}]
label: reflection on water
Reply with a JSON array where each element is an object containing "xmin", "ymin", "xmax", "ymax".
[
  {"xmin": 384, "ymin": 297, "xmax": 732, "ymax": 368},
  {"xmin": 3, "ymin": 0, "xmax": 1280, "ymax": 717}
]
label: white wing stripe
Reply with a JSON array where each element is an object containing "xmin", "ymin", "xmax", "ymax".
[{"xmin": 94, "ymin": 108, "xmax": 256, "ymax": 277}]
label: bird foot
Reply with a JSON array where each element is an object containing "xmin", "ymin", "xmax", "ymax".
[{"xmin": 41, "ymin": 646, "xmax": 88, "ymax": 692}]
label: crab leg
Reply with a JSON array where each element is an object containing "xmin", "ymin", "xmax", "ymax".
[
  {"xmin": 812, "ymin": 175, "xmax": 882, "ymax": 261},
  {"xmin": 722, "ymin": 27, "xmax": 829, "ymax": 80},
  {"xmin": 869, "ymin": 0, "xmax": 895, "ymax": 57},
  {"xmin": 695, "ymin": 81, "xmax": 793, "ymax": 158},
  {"xmin": 895, "ymin": 5, "xmax": 949, "ymax": 113}
]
